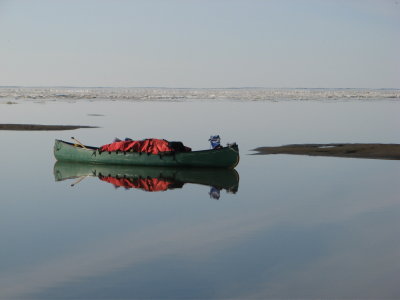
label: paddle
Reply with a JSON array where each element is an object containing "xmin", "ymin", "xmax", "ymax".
[
  {"xmin": 71, "ymin": 136, "xmax": 89, "ymax": 150},
  {"xmin": 70, "ymin": 175, "xmax": 90, "ymax": 187}
]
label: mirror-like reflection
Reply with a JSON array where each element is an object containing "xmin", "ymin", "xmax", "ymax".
[
  {"xmin": 1, "ymin": 98, "xmax": 398, "ymax": 300},
  {"xmin": 54, "ymin": 162, "xmax": 239, "ymax": 198}
]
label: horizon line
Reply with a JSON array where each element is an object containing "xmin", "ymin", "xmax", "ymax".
[{"xmin": 0, "ymin": 85, "xmax": 399, "ymax": 90}]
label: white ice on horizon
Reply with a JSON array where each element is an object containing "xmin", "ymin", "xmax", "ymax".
[{"xmin": 0, "ymin": 87, "xmax": 399, "ymax": 101}]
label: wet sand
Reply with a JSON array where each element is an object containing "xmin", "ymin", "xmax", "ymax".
[
  {"xmin": 0, "ymin": 124, "xmax": 98, "ymax": 131},
  {"xmin": 252, "ymin": 144, "xmax": 400, "ymax": 160}
]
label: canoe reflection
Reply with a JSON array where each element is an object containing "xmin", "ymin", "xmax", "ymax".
[{"xmin": 54, "ymin": 162, "xmax": 239, "ymax": 198}]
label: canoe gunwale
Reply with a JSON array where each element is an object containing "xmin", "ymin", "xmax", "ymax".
[{"xmin": 55, "ymin": 140, "xmax": 98, "ymax": 151}]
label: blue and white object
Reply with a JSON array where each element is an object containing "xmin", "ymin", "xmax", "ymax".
[{"xmin": 209, "ymin": 135, "xmax": 221, "ymax": 149}]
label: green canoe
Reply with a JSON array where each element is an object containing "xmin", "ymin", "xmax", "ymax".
[
  {"xmin": 54, "ymin": 161, "xmax": 239, "ymax": 193},
  {"xmin": 54, "ymin": 140, "xmax": 239, "ymax": 168}
]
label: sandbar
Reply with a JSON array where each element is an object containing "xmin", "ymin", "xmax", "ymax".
[
  {"xmin": 252, "ymin": 143, "xmax": 400, "ymax": 160},
  {"xmin": 0, "ymin": 124, "xmax": 98, "ymax": 131}
]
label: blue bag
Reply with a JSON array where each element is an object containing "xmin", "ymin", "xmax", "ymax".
[{"xmin": 209, "ymin": 135, "xmax": 221, "ymax": 149}]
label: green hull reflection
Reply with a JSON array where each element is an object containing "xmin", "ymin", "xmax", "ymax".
[{"xmin": 54, "ymin": 161, "xmax": 239, "ymax": 195}]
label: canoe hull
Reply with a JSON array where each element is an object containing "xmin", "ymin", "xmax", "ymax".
[{"xmin": 54, "ymin": 140, "xmax": 239, "ymax": 168}]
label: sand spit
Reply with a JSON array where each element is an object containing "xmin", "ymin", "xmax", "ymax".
[
  {"xmin": 0, "ymin": 124, "xmax": 98, "ymax": 131},
  {"xmin": 252, "ymin": 144, "xmax": 400, "ymax": 160}
]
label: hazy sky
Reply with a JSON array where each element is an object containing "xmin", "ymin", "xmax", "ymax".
[{"xmin": 0, "ymin": 0, "xmax": 399, "ymax": 88}]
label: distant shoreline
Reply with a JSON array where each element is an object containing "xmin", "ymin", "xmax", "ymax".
[
  {"xmin": 1, "ymin": 87, "xmax": 399, "ymax": 101},
  {"xmin": 0, "ymin": 124, "xmax": 98, "ymax": 131},
  {"xmin": 1, "ymin": 86, "xmax": 400, "ymax": 90},
  {"xmin": 252, "ymin": 144, "xmax": 400, "ymax": 160}
]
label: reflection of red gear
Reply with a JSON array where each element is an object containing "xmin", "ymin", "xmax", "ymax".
[
  {"xmin": 99, "ymin": 176, "xmax": 174, "ymax": 192},
  {"xmin": 100, "ymin": 139, "xmax": 191, "ymax": 154}
]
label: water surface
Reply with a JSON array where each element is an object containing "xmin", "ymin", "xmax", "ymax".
[{"xmin": 0, "ymin": 97, "xmax": 399, "ymax": 299}]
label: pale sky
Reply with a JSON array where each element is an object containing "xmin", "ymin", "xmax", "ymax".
[{"xmin": 0, "ymin": 0, "xmax": 399, "ymax": 88}]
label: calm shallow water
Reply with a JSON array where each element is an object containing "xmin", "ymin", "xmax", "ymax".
[{"xmin": 0, "ymin": 99, "xmax": 399, "ymax": 299}]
